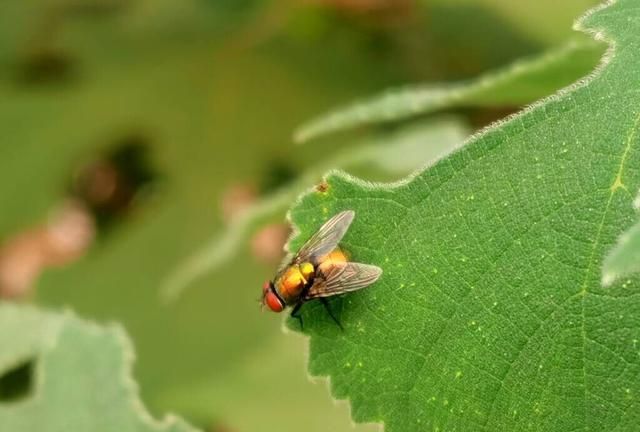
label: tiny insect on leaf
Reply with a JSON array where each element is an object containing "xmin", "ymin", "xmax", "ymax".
[{"xmin": 261, "ymin": 210, "xmax": 382, "ymax": 328}]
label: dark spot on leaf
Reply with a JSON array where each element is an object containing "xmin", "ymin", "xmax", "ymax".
[
  {"xmin": 0, "ymin": 360, "xmax": 34, "ymax": 402},
  {"xmin": 316, "ymin": 181, "xmax": 330, "ymax": 193}
]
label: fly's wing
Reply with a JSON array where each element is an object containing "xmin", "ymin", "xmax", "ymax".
[
  {"xmin": 305, "ymin": 262, "xmax": 382, "ymax": 300},
  {"xmin": 293, "ymin": 210, "xmax": 355, "ymax": 264}
]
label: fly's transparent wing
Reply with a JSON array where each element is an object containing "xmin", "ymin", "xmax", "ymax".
[
  {"xmin": 306, "ymin": 262, "xmax": 382, "ymax": 299},
  {"xmin": 293, "ymin": 210, "xmax": 355, "ymax": 264}
]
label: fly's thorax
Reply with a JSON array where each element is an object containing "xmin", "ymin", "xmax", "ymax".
[
  {"xmin": 299, "ymin": 262, "xmax": 314, "ymax": 280},
  {"xmin": 276, "ymin": 262, "xmax": 316, "ymax": 303}
]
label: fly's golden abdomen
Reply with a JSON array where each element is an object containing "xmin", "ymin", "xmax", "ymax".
[{"xmin": 317, "ymin": 249, "xmax": 348, "ymax": 273}]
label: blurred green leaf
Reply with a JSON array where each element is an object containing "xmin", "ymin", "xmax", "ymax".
[
  {"xmin": 163, "ymin": 118, "xmax": 470, "ymax": 301},
  {"xmin": 157, "ymin": 333, "xmax": 380, "ymax": 432},
  {"xmin": 603, "ymin": 193, "xmax": 640, "ymax": 286},
  {"xmin": 294, "ymin": 37, "xmax": 604, "ymax": 143},
  {"xmin": 0, "ymin": 304, "xmax": 198, "ymax": 432},
  {"xmin": 285, "ymin": 1, "xmax": 640, "ymax": 430}
]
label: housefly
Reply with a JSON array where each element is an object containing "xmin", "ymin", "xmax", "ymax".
[{"xmin": 261, "ymin": 210, "xmax": 382, "ymax": 329}]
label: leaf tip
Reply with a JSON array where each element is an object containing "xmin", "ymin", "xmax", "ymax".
[{"xmin": 573, "ymin": 0, "xmax": 618, "ymax": 40}]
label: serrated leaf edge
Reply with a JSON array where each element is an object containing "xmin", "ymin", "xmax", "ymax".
[{"xmin": 0, "ymin": 304, "xmax": 200, "ymax": 432}]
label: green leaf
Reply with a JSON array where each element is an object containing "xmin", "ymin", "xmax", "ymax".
[
  {"xmin": 162, "ymin": 118, "xmax": 470, "ymax": 301},
  {"xmin": 603, "ymin": 193, "xmax": 640, "ymax": 286},
  {"xmin": 0, "ymin": 304, "xmax": 198, "ymax": 432},
  {"xmin": 294, "ymin": 37, "xmax": 604, "ymax": 143},
  {"xmin": 286, "ymin": 1, "xmax": 640, "ymax": 430}
]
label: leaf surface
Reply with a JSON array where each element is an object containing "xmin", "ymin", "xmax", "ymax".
[
  {"xmin": 287, "ymin": 1, "xmax": 640, "ymax": 430},
  {"xmin": 0, "ymin": 304, "xmax": 198, "ymax": 432},
  {"xmin": 603, "ymin": 194, "xmax": 640, "ymax": 285}
]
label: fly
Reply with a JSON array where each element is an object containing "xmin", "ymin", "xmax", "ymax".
[{"xmin": 261, "ymin": 210, "xmax": 382, "ymax": 329}]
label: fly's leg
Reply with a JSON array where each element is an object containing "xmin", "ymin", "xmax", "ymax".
[
  {"xmin": 320, "ymin": 298, "xmax": 344, "ymax": 331},
  {"xmin": 290, "ymin": 302, "xmax": 304, "ymax": 330}
]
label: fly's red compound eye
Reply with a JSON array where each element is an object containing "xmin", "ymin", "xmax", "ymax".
[{"xmin": 265, "ymin": 290, "xmax": 284, "ymax": 313}]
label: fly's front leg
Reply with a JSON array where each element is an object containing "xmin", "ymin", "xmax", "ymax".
[
  {"xmin": 290, "ymin": 302, "xmax": 304, "ymax": 330},
  {"xmin": 320, "ymin": 298, "xmax": 344, "ymax": 331}
]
